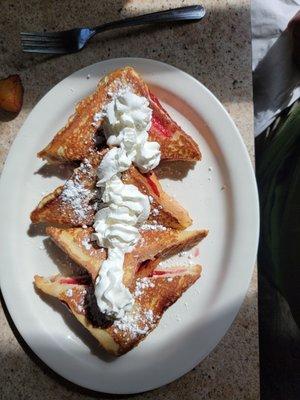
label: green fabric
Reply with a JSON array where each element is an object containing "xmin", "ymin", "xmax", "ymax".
[{"xmin": 256, "ymin": 102, "xmax": 300, "ymax": 327}]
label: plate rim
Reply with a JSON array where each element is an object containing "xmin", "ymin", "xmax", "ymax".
[{"xmin": 0, "ymin": 57, "xmax": 259, "ymax": 394}]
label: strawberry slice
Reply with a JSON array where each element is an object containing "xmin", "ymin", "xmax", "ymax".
[{"xmin": 0, "ymin": 74, "xmax": 23, "ymax": 113}]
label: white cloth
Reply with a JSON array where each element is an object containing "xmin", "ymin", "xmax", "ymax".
[{"xmin": 251, "ymin": 0, "xmax": 300, "ymax": 135}]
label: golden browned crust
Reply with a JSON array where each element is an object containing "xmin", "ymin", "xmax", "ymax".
[
  {"xmin": 46, "ymin": 227, "xmax": 106, "ymax": 281},
  {"xmin": 34, "ymin": 264, "xmax": 201, "ymax": 356},
  {"xmin": 30, "ymin": 151, "xmax": 103, "ymax": 226},
  {"xmin": 149, "ymin": 92, "xmax": 201, "ymax": 162},
  {"xmin": 38, "ymin": 67, "xmax": 200, "ymax": 164}
]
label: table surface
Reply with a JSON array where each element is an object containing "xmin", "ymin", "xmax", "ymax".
[{"xmin": 0, "ymin": 1, "xmax": 258, "ymax": 399}]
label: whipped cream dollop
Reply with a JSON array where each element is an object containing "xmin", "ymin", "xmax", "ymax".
[
  {"xmin": 101, "ymin": 87, "xmax": 161, "ymax": 173},
  {"xmin": 92, "ymin": 87, "xmax": 161, "ymax": 319}
]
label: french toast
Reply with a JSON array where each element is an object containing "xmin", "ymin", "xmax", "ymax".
[
  {"xmin": 35, "ymin": 263, "xmax": 201, "ymax": 355},
  {"xmin": 32, "ymin": 65, "xmax": 208, "ymax": 358},
  {"xmin": 31, "ymin": 151, "xmax": 192, "ymax": 229},
  {"xmin": 37, "ymin": 67, "xmax": 201, "ymax": 164},
  {"xmin": 46, "ymin": 226, "xmax": 208, "ymax": 288}
]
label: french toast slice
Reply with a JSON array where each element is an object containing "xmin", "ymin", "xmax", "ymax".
[
  {"xmin": 31, "ymin": 152, "xmax": 192, "ymax": 229},
  {"xmin": 46, "ymin": 226, "xmax": 208, "ymax": 288},
  {"xmin": 31, "ymin": 152, "xmax": 101, "ymax": 227},
  {"xmin": 37, "ymin": 67, "xmax": 201, "ymax": 164},
  {"xmin": 34, "ymin": 263, "xmax": 201, "ymax": 355}
]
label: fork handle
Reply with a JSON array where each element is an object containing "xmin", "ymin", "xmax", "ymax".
[{"xmin": 92, "ymin": 5, "xmax": 205, "ymax": 34}]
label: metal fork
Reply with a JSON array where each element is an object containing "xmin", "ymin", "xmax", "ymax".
[{"xmin": 20, "ymin": 5, "xmax": 205, "ymax": 55}]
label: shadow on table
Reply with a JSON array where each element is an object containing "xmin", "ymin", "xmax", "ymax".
[
  {"xmin": 259, "ymin": 273, "xmax": 300, "ymax": 400},
  {"xmin": 0, "ymin": 286, "xmax": 258, "ymax": 399}
]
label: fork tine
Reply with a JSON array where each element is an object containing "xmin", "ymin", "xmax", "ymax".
[
  {"xmin": 21, "ymin": 42, "xmax": 66, "ymax": 51},
  {"xmin": 21, "ymin": 45, "xmax": 69, "ymax": 54},
  {"xmin": 21, "ymin": 37, "xmax": 65, "ymax": 46},
  {"xmin": 20, "ymin": 31, "xmax": 65, "ymax": 38},
  {"xmin": 21, "ymin": 35, "xmax": 65, "ymax": 43},
  {"xmin": 21, "ymin": 40, "xmax": 68, "ymax": 50},
  {"xmin": 21, "ymin": 41, "xmax": 66, "ymax": 49}
]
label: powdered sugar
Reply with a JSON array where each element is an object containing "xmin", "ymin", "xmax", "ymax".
[
  {"xmin": 82, "ymin": 236, "xmax": 92, "ymax": 250},
  {"xmin": 112, "ymin": 276, "xmax": 157, "ymax": 339},
  {"xmin": 140, "ymin": 223, "xmax": 166, "ymax": 232},
  {"xmin": 144, "ymin": 309, "xmax": 154, "ymax": 322},
  {"xmin": 113, "ymin": 307, "xmax": 155, "ymax": 339},
  {"xmin": 107, "ymin": 80, "xmax": 133, "ymax": 100},
  {"xmin": 134, "ymin": 277, "xmax": 155, "ymax": 298},
  {"xmin": 114, "ymin": 313, "xmax": 148, "ymax": 337},
  {"xmin": 66, "ymin": 288, "xmax": 73, "ymax": 297},
  {"xmin": 60, "ymin": 159, "xmax": 94, "ymax": 221},
  {"xmin": 75, "ymin": 289, "xmax": 87, "ymax": 313},
  {"xmin": 60, "ymin": 179, "xmax": 91, "ymax": 220},
  {"xmin": 151, "ymin": 208, "xmax": 159, "ymax": 217},
  {"xmin": 78, "ymin": 158, "xmax": 93, "ymax": 175}
]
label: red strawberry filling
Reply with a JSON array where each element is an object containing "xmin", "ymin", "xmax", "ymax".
[
  {"xmin": 151, "ymin": 115, "xmax": 172, "ymax": 138},
  {"xmin": 150, "ymin": 92, "xmax": 175, "ymax": 138},
  {"xmin": 152, "ymin": 268, "xmax": 187, "ymax": 276},
  {"xmin": 146, "ymin": 173, "xmax": 160, "ymax": 197},
  {"xmin": 59, "ymin": 276, "xmax": 90, "ymax": 285}
]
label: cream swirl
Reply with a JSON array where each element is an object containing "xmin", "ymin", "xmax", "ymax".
[
  {"xmin": 93, "ymin": 175, "xmax": 150, "ymax": 251},
  {"xmin": 92, "ymin": 87, "xmax": 161, "ymax": 318},
  {"xmin": 92, "ymin": 175, "xmax": 150, "ymax": 318},
  {"xmin": 94, "ymin": 248, "xmax": 133, "ymax": 318},
  {"xmin": 103, "ymin": 88, "xmax": 161, "ymax": 173}
]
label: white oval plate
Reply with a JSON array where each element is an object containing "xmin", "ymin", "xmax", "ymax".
[{"xmin": 0, "ymin": 58, "xmax": 259, "ymax": 394}]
